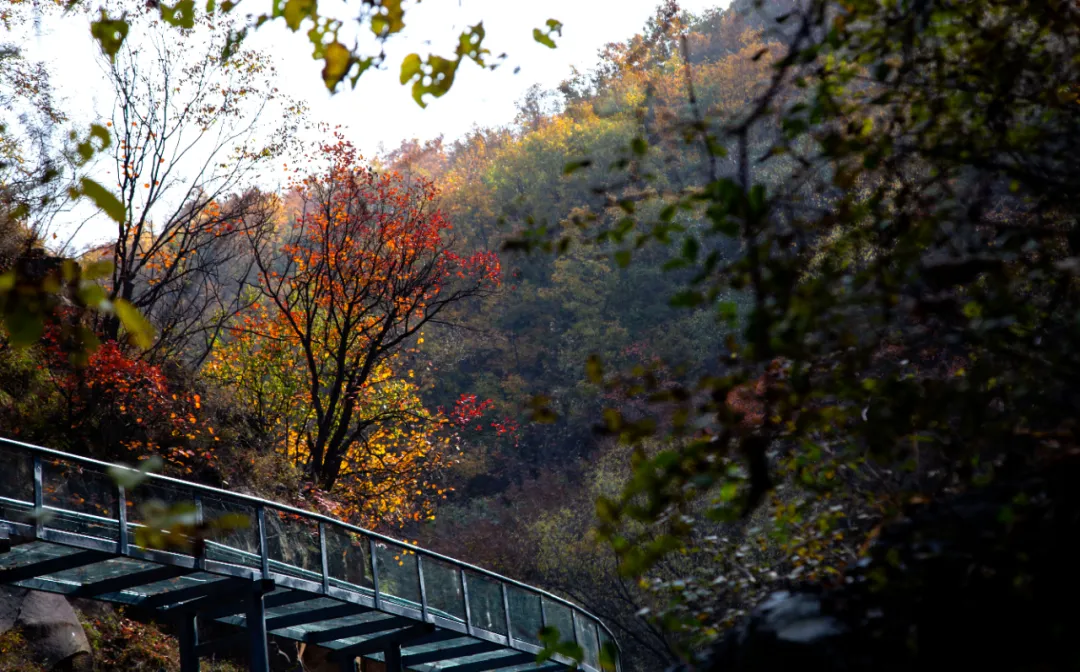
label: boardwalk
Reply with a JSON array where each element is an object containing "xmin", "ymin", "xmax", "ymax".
[{"xmin": 0, "ymin": 437, "xmax": 619, "ymax": 672}]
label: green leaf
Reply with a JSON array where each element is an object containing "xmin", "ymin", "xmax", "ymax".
[
  {"xmin": 719, "ymin": 482, "xmax": 739, "ymax": 502},
  {"xmin": 371, "ymin": 0, "xmax": 405, "ymax": 36},
  {"xmin": 585, "ymin": 355, "xmax": 604, "ymax": 384},
  {"xmin": 563, "ymin": 159, "xmax": 592, "ymax": 175},
  {"xmin": 4, "ymin": 308, "xmax": 44, "ymax": 348},
  {"xmin": 528, "ymin": 395, "xmax": 558, "ymax": 424},
  {"xmin": 682, "ymin": 237, "xmax": 699, "ymax": 262},
  {"xmin": 533, "ymin": 19, "xmax": 562, "ymax": 49},
  {"xmin": 282, "ymin": 0, "xmax": 315, "ymax": 31},
  {"xmin": 76, "ymin": 124, "xmax": 111, "ymax": 163},
  {"xmin": 221, "ymin": 27, "xmax": 247, "ymax": 61},
  {"xmin": 78, "ymin": 284, "xmax": 107, "ymax": 307},
  {"xmin": 160, "ymin": 0, "xmax": 196, "ymax": 29},
  {"xmin": 114, "ymin": 298, "xmax": 155, "ymax": 349},
  {"xmin": 670, "ymin": 290, "xmax": 703, "ymax": 308},
  {"xmin": 208, "ymin": 512, "xmax": 252, "ymax": 534},
  {"xmin": 457, "ymin": 22, "xmax": 487, "ymax": 64},
  {"xmin": 533, "ymin": 28, "xmax": 555, "ymax": 48},
  {"xmin": 90, "ymin": 11, "xmax": 129, "ymax": 60},
  {"xmin": 79, "ymin": 178, "xmax": 125, "ymax": 224},
  {"xmin": 322, "ymin": 42, "xmax": 353, "ymax": 91},
  {"xmin": 400, "ymin": 53, "xmax": 422, "ymax": 85},
  {"xmin": 107, "ymin": 456, "xmax": 163, "ymax": 491},
  {"xmin": 82, "ymin": 260, "xmax": 115, "ymax": 281}
]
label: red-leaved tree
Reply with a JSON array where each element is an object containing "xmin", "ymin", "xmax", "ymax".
[{"xmin": 241, "ymin": 137, "xmax": 500, "ymax": 492}]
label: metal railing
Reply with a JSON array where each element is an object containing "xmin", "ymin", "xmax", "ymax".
[{"xmin": 0, "ymin": 436, "xmax": 620, "ymax": 672}]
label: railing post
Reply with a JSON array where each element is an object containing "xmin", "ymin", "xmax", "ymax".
[
  {"xmin": 369, "ymin": 538, "xmax": 381, "ymax": 610},
  {"xmin": 540, "ymin": 596, "xmax": 548, "ymax": 631},
  {"xmin": 385, "ymin": 643, "xmax": 403, "ymax": 672},
  {"xmin": 246, "ymin": 582, "xmax": 270, "ymax": 672},
  {"xmin": 32, "ymin": 454, "xmax": 43, "ymax": 539},
  {"xmin": 571, "ymin": 609, "xmax": 581, "ymax": 649},
  {"xmin": 179, "ymin": 611, "xmax": 199, "ymax": 672},
  {"xmin": 193, "ymin": 494, "xmax": 205, "ymax": 570},
  {"xmin": 461, "ymin": 571, "xmax": 474, "ymax": 636},
  {"xmin": 116, "ymin": 484, "xmax": 128, "ymax": 555},
  {"xmin": 256, "ymin": 506, "xmax": 269, "ymax": 578},
  {"xmin": 501, "ymin": 583, "xmax": 513, "ymax": 647},
  {"xmin": 592, "ymin": 622, "xmax": 603, "ymax": 671},
  {"xmin": 319, "ymin": 522, "xmax": 329, "ymax": 594},
  {"xmin": 416, "ymin": 553, "xmax": 429, "ymax": 623}
]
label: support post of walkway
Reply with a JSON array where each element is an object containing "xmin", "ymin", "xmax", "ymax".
[
  {"xmin": 246, "ymin": 581, "xmax": 270, "ymax": 672},
  {"xmin": 384, "ymin": 644, "xmax": 402, "ymax": 672},
  {"xmin": 32, "ymin": 454, "xmax": 43, "ymax": 539},
  {"xmin": 179, "ymin": 612, "xmax": 199, "ymax": 672}
]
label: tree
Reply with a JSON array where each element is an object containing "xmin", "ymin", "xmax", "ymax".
[
  {"xmin": 97, "ymin": 7, "xmax": 303, "ymax": 364},
  {"xmin": 223, "ymin": 136, "xmax": 499, "ymax": 499},
  {"xmin": 539, "ymin": 0, "xmax": 1080, "ymax": 656},
  {"xmin": 0, "ymin": 37, "xmax": 74, "ymax": 254}
]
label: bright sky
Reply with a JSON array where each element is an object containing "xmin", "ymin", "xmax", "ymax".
[
  {"xmin": 14, "ymin": 0, "xmax": 728, "ymax": 247},
  {"xmin": 253, "ymin": 0, "xmax": 729, "ymax": 154},
  {"xmin": 23, "ymin": 0, "xmax": 727, "ymax": 153}
]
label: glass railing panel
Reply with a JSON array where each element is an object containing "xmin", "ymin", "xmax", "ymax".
[
  {"xmin": 324, "ymin": 524, "xmax": 374, "ymax": 595},
  {"xmin": 419, "ymin": 555, "xmax": 465, "ymax": 624},
  {"xmin": 599, "ymin": 628, "xmax": 617, "ymax": 671},
  {"xmin": 542, "ymin": 597, "xmax": 574, "ymax": 646},
  {"xmin": 200, "ymin": 494, "xmax": 261, "ymax": 570},
  {"xmin": 42, "ymin": 458, "xmax": 118, "ymax": 541},
  {"xmin": 576, "ymin": 615, "xmax": 600, "ymax": 670},
  {"xmin": 506, "ymin": 585, "xmax": 543, "ymax": 645},
  {"xmin": 125, "ymin": 480, "xmax": 199, "ymax": 554},
  {"xmin": 264, "ymin": 507, "xmax": 322, "ymax": 583},
  {"xmin": 374, "ymin": 540, "xmax": 421, "ymax": 612},
  {"xmin": 0, "ymin": 442, "xmax": 32, "ymax": 505},
  {"xmin": 465, "ymin": 571, "xmax": 506, "ymax": 636}
]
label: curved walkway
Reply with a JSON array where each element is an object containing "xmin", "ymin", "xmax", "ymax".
[{"xmin": 0, "ymin": 437, "xmax": 620, "ymax": 672}]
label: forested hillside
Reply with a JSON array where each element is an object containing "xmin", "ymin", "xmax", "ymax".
[
  {"xmin": 379, "ymin": 5, "xmax": 798, "ymax": 667},
  {"xmin": 2, "ymin": 0, "xmax": 1079, "ymax": 670}
]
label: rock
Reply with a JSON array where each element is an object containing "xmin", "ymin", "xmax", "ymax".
[
  {"xmin": 702, "ymin": 590, "xmax": 858, "ymax": 672},
  {"xmin": 0, "ymin": 587, "xmax": 93, "ymax": 671}
]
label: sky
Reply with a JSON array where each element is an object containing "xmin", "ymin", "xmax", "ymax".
[
  {"xmin": 245, "ymin": 0, "xmax": 727, "ymax": 154},
  {"xmin": 13, "ymin": 0, "xmax": 728, "ymax": 247}
]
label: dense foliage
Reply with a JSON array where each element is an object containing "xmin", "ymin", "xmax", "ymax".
[{"xmin": 2, "ymin": 0, "xmax": 1079, "ymax": 670}]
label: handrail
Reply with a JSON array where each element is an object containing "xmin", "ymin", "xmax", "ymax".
[{"xmin": 0, "ymin": 435, "xmax": 621, "ymax": 655}]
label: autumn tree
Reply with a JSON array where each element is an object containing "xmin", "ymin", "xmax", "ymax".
[
  {"xmin": 0, "ymin": 35, "xmax": 76, "ymax": 257},
  {"xmin": 214, "ymin": 137, "xmax": 498, "ymax": 511},
  {"xmin": 97, "ymin": 7, "xmax": 303, "ymax": 363},
  {"xmin": 520, "ymin": 0, "xmax": 1080, "ymax": 657}
]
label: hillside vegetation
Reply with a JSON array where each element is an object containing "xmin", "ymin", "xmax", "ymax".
[{"xmin": 2, "ymin": 0, "xmax": 1079, "ymax": 670}]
